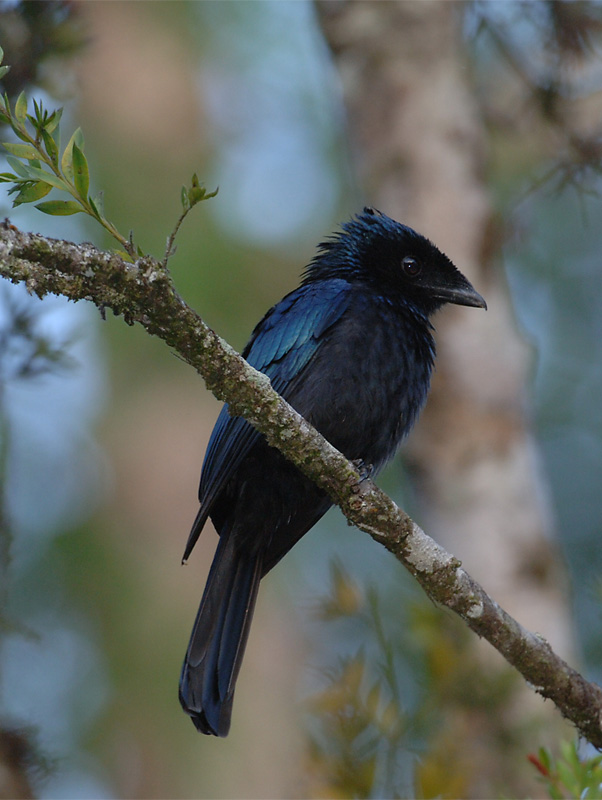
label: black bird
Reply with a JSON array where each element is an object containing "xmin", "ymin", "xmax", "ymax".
[{"xmin": 179, "ymin": 208, "xmax": 486, "ymax": 736}]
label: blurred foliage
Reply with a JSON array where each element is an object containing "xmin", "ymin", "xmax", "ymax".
[
  {"xmin": 476, "ymin": 5, "xmax": 602, "ymax": 130},
  {"xmin": 0, "ymin": 282, "xmax": 79, "ymax": 795},
  {"xmin": 303, "ymin": 562, "xmax": 542, "ymax": 798},
  {"xmin": 412, "ymin": 602, "xmax": 534, "ymax": 800},
  {"xmin": 0, "ymin": 284, "xmax": 76, "ymax": 384},
  {"xmin": 529, "ymin": 740, "xmax": 602, "ymax": 800},
  {"xmin": 303, "ymin": 563, "xmax": 415, "ymax": 799},
  {"xmin": 0, "ymin": 0, "xmax": 83, "ymax": 103},
  {"xmin": 469, "ymin": 0, "xmax": 602, "ymax": 200}
]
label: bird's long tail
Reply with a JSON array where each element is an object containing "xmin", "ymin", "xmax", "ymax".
[{"xmin": 179, "ymin": 534, "xmax": 263, "ymax": 736}]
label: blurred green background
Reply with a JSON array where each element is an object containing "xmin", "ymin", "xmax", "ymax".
[{"xmin": 1, "ymin": 2, "xmax": 602, "ymax": 798}]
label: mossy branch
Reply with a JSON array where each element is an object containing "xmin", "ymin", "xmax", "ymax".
[{"xmin": 0, "ymin": 220, "xmax": 601, "ymax": 747}]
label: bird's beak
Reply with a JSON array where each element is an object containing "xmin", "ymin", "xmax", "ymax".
[{"xmin": 436, "ymin": 281, "xmax": 487, "ymax": 310}]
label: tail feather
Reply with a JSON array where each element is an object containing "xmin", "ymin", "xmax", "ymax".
[{"xmin": 179, "ymin": 535, "xmax": 263, "ymax": 737}]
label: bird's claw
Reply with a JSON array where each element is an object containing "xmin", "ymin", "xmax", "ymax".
[{"xmin": 351, "ymin": 458, "xmax": 374, "ymax": 488}]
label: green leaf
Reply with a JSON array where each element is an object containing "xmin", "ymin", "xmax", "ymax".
[
  {"xmin": 45, "ymin": 107, "xmax": 63, "ymax": 134},
  {"xmin": 556, "ymin": 758, "xmax": 575, "ymax": 792},
  {"xmin": 188, "ymin": 180, "xmax": 218, "ymax": 206},
  {"xmin": 180, "ymin": 185, "xmax": 190, "ymax": 211},
  {"xmin": 32, "ymin": 97, "xmax": 40, "ymax": 118},
  {"xmin": 12, "ymin": 180, "xmax": 52, "ymax": 206},
  {"xmin": 0, "ymin": 172, "xmax": 17, "ymax": 182},
  {"xmin": 17, "ymin": 163, "xmax": 68, "ymax": 191},
  {"xmin": 2, "ymin": 141, "xmax": 39, "ymax": 159},
  {"xmin": 71, "ymin": 142, "xmax": 89, "ymax": 198},
  {"xmin": 0, "ymin": 66, "xmax": 10, "ymax": 81},
  {"xmin": 0, "ymin": 46, "xmax": 4, "ymax": 62},
  {"xmin": 35, "ymin": 199, "xmax": 83, "ymax": 216},
  {"xmin": 114, "ymin": 248, "xmax": 135, "ymax": 263},
  {"xmin": 14, "ymin": 91, "xmax": 27, "ymax": 123},
  {"xmin": 91, "ymin": 190, "xmax": 104, "ymax": 217},
  {"xmin": 61, "ymin": 144, "xmax": 73, "ymax": 182},
  {"xmin": 41, "ymin": 129, "xmax": 58, "ymax": 164},
  {"xmin": 61, "ymin": 127, "xmax": 83, "ymax": 182},
  {"xmin": 5, "ymin": 155, "xmax": 29, "ymax": 178},
  {"xmin": 13, "ymin": 126, "xmax": 31, "ymax": 143},
  {"xmin": 537, "ymin": 747, "xmax": 552, "ymax": 771}
]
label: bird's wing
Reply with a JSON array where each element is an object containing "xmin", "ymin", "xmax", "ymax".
[{"xmin": 182, "ymin": 279, "xmax": 350, "ymax": 561}]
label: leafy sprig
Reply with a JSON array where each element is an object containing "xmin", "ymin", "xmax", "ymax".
[
  {"xmin": 0, "ymin": 47, "xmax": 217, "ymax": 265},
  {"xmin": 0, "ymin": 52, "xmax": 136, "ymax": 256},
  {"xmin": 163, "ymin": 174, "xmax": 218, "ymax": 268},
  {"xmin": 528, "ymin": 741, "xmax": 602, "ymax": 800}
]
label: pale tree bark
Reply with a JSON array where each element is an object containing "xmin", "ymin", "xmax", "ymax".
[
  {"xmin": 317, "ymin": 0, "xmax": 575, "ymax": 794},
  {"xmin": 0, "ymin": 730, "xmax": 34, "ymax": 800}
]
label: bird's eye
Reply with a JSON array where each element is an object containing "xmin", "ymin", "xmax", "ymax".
[{"xmin": 401, "ymin": 256, "xmax": 421, "ymax": 278}]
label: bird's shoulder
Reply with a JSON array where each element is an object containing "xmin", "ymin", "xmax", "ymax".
[
  {"xmin": 242, "ymin": 278, "xmax": 352, "ymax": 382},
  {"xmin": 183, "ymin": 279, "xmax": 353, "ymax": 559}
]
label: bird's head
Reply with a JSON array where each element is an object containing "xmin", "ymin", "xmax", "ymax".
[{"xmin": 307, "ymin": 207, "xmax": 486, "ymax": 317}]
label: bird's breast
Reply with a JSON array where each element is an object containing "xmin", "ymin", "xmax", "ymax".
[{"xmin": 289, "ymin": 298, "xmax": 434, "ymax": 472}]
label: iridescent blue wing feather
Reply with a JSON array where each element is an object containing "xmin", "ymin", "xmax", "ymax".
[{"xmin": 182, "ymin": 279, "xmax": 350, "ymax": 560}]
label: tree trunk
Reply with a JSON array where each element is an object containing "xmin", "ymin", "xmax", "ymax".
[{"xmin": 317, "ymin": 1, "xmax": 575, "ymax": 795}]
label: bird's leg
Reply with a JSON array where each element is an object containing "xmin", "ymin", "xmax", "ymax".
[
  {"xmin": 351, "ymin": 458, "xmax": 374, "ymax": 485},
  {"xmin": 344, "ymin": 460, "xmax": 375, "ymax": 525}
]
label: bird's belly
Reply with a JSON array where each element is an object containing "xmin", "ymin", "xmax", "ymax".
[
  {"xmin": 309, "ymin": 375, "xmax": 408, "ymax": 468},
  {"xmin": 211, "ymin": 441, "xmax": 332, "ymax": 573},
  {"xmin": 292, "ymin": 328, "xmax": 430, "ymax": 471}
]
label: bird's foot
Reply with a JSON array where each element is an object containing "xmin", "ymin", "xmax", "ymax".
[{"xmin": 351, "ymin": 458, "xmax": 374, "ymax": 485}]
